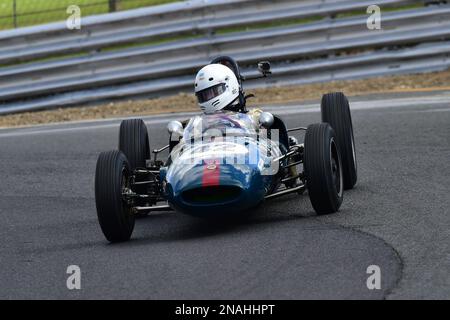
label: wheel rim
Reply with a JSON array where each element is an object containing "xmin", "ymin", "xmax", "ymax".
[
  {"xmin": 120, "ymin": 166, "xmax": 132, "ymax": 218},
  {"xmin": 330, "ymin": 138, "xmax": 343, "ymax": 197}
]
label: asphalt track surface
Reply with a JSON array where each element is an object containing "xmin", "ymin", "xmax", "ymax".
[{"xmin": 0, "ymin": 91, "xmax": 449, "ymax": 299}]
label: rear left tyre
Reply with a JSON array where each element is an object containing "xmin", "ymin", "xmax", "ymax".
[
  {"xmin": 95, "ymin": 150, "xmax": 135, "ymax": 243},
  {"xmin": 321, "ymin": 92, "xmax": 357, "ymax": 189},
  {"xmin": 304, "ymin": 123, "xmax": 343, "ymax": 215}
]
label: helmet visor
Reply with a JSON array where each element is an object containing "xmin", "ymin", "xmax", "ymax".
[{"xmin": 196, "ymin": 83, "xmax": 226, "ymax": 103}]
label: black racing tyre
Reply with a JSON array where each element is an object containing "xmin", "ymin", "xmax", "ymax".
[
  {"xmin": 321, "ymin": 92, "xmax": 357, "ymax": 189},
  {"xmin": 118, "ymin": 119, "xmax": 150, "ymax": 171},
  {"xmin": 304, "ymin": 123, "xmax": 343, "ymax": 215},
  {"xmin": 95, "ymin": 150, "xmax": 135, "ymax": 243}
]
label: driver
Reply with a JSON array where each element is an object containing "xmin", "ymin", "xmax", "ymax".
[
  {"xmin": 194, "ymin": 63, "xmax": 262, "ymax": 126},
  {"xmin": 193, "ymin": 63, "xmax": 294, "ymax": 151},
  {"xmin": 193, "ymin": 63, "xmax": 297, "ymax": 179}
]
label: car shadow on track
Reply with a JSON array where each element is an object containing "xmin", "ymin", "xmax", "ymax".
[
  {"xmin": 125, "ymin": 183, "xmax": 364, "ymax": 247},
  {"xmin": 121, "ymin": 193, "xmax": 318, "ymax": 247},
  {"xmin": 17, "ymin": 189, "xmax": 359, "ymax": 254}
]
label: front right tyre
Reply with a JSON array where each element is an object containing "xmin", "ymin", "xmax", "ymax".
[
  {"xmin": 304, "ymin": 123, "xmax": 343, "ymax": 215},
  {"xmin": 95, "ymin": 150, "xmax": 135, "ymax": 243}
]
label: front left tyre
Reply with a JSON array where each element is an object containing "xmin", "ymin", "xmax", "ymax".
[
  {"xmin": 95, "ymin": 150, "xmax": 135, "ymax": 243},
  {"xmin": 304, "ymin": 123, "xmax": 343, "ymax": 215}
]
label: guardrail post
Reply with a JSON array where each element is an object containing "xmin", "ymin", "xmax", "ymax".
[
  {"xmin": 109, "ymin": 0, "xmax": 117, "ymax": 12},
  {"xmin": 13, "ymin": 0, "xmax": 17, "ymax": 28}
]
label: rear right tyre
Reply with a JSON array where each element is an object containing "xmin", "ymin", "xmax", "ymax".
[
  {"xmin": 119, "ymin": 119, "xmax": 150, "ymax": 204},
  {"xmin": 118, "ymin": 119, "xmax": 150, "ymax": 171}
]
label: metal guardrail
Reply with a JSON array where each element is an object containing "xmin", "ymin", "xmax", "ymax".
[
  {"xmin": 0, "ymin": 0, "xmax": 415, "ymax": 64},
  {"xmin": 0, "ymin": 0, "xmax": 449, "ymax": 114}
]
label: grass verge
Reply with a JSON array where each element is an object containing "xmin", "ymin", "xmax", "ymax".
[{"xmin": 0, "ymin": 0, "xmax": 179, "ymax": 30}]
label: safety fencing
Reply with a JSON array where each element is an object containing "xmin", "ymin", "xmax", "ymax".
[{"xmin": 0, "ymin": 0, "xmax": 449, "ymax": 114}]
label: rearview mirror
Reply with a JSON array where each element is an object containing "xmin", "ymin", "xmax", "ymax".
[
  {"xmin": 259, "ymin": 112, "xmax": 274, "ymax": 128},
  {"xmin": 167, "ymin": 120, "xmax": 184, "ymax": 136},
  {"xmin": 258, "ymin": 61, "xmax": 271, "ymax": 75}
]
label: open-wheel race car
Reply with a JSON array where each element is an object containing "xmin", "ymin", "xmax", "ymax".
[{"xmin": 95, "ymin": 56, "xmax": 357, "ymax": 242}]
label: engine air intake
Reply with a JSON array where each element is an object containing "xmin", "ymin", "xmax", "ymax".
[{"xmin": 182, "ymin": 186, "xmax": 241, "ymax": 204}]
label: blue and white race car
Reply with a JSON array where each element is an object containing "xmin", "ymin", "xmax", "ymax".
[{"xmin": 94, "ymin": 56, "xmax": 357, "ymax": 242}]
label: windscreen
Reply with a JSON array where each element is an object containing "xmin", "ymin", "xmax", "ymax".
[{"xmin": 183, "ymin": 112, "xmax": 256, "ymax": 141}]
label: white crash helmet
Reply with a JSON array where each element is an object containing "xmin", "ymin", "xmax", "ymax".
[{"xmin": 194, "ymin": 63, "xmax": 240, "ymax": 114}]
